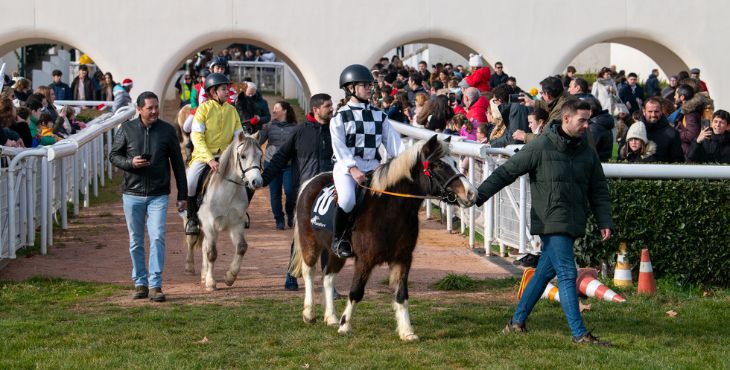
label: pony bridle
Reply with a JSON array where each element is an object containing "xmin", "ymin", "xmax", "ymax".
[
  {"xmin": 225, "ymin": 141, "xmax": 261, "ymax": 188},
  {"xmin": 421, "ymin": 156, "xmax": 464, "ymax": 204}
]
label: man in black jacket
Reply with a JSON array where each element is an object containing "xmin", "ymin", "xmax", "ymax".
[
  {"xmin": 109, "ymin": 92, "xmax": 187, "ymax": 302},
  {"xmin": 261, "ymin": 93, "xmax": 336, "ymax": 291},
  {"xmin": 640, "ymin": 98, "xmax": 684, "ymax": 163}
]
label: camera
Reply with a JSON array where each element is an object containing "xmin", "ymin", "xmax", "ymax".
[{"xmin": 509, "ymin": 93, "xmax": 523, "ymax": 103}]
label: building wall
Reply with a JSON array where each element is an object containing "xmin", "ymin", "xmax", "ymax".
[{"xmin": 0, "ymin": 0, "xmax": 726, "ymax": 107}]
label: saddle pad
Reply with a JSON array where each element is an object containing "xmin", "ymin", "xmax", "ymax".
[{"xmin": 310, "ymin": 184, "xmax": 337, "ymax": 231}]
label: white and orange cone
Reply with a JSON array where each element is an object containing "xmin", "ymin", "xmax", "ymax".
[
  {"xmin": 637, "ymin": 248, "xmax": 656, "ymax": 295},
  {"xmin": 541, "ymin": 282, "xmax": 560, "ymax": 302},
  {"xmin": 613, "ymin": 241, "xmax": 633, "ymax": 287},
  {"xmin": 577, "ymin": 268, "xmax": 626, "ymax": 303},
  {"xmin": 517, "ymin": 267, "xmax": 560, "ymax": 303}
]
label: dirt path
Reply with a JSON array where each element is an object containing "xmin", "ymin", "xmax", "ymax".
[{"xmin": 0, "ymin": 99, "xmax": 521, "ymax": 303}]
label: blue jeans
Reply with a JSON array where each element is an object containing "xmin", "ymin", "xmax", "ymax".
[
  {"xmin": 512, "ymin": 234, "xmax": 587, "ymax": 338},
  {"xmin": 265, "ymin": 161, "xmax": 295, "ymax": 223},
  {"xmin": 122, "ymin": 194, "xmax": 169, "ymax": 288}
]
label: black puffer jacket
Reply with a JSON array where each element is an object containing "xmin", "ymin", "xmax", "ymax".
[
  {"xmin": 109, "ymin": 118, "xmax": 187, "ymax": 200},
  {"xmin": 589, "ymin": 110, "xmax": 615, "ymax": 162},
  {"xmin": 643, "ymin": 116, "xmax": 684, "ymax": 163},
  {"xmin": 262, "ymin": 113, "xmax": 334, "ymax": 188},
  {"xmin": 687, "ymin": 132, "xmax": 730, "ymax": 164}
]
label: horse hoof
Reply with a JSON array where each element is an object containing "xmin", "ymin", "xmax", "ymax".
[
  {"xmin": 401, "ymin": 333, "xmax": 419, "ymax": 342},
  {"xmin": 303, "ymin": 316, "xmax": 316, "ymax": 325},
  {"xmin": 205, "ymin": 284, "xmax": 217, "ymax": 292},
  {"xmin": 337, "ymin": 324, "xmax": 352, "ymax": 335},
  {"xmin": 325, "ymin": 318, "xmax": 339, "ymax": 327},
  {"xmin": 224, "ymin": 272, "xmax": 236, "ymax": 286},
  {"xmin": 184, "ymin": 269, "xmax": 195, "ymax": 276}
]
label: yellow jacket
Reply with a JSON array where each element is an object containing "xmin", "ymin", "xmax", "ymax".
[{"xmin": 190, "ymin": 99, "xmax": 241, "ymax": 164}]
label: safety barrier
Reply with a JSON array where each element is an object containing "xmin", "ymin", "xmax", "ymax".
[
  {"xmin": 228, "ymin": 61, "xmax": 309, "ymax": 113},
  {"xmin": 389, "ymin": 121, "xmax": 730, "ymax": 256},
  {"xmin": 0, "ymin": 105, "xmax": 136, "ymax": 261}
]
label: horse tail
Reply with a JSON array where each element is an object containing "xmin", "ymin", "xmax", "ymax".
[
  {"xmin": 288, "ymin": 222, "xmax": 303, "ymax": 278},
  {"xmin": 176, "ymin": 104, "xmax": 192, "ymax": 142}
]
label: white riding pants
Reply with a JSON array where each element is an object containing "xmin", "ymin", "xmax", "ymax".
[
  {"xmin": 186, "ymin": 161, "xmax": 208, "ymax": 197},
  {"xmin": 333, "ymin": 164, "xmax": 358, "ymax": 213}
]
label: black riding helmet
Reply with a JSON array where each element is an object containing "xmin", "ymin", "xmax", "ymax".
[
  {"xmin": 340, "ymin": 64, "xmax": 374, "ymax": 103},
  {"xmin": 204, "ymin": 73, "xmax": 230, "ymax": 92},
  {"xmin": 339, "ymin": 64, "xmax": 374, "ymax": 89},
  {"xmin": 209, "ymin": 56, "xmax": 229, "ymax": 74}
]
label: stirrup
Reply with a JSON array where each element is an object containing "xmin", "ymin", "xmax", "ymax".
[
  {"xmin": 332, "ymin": 238, "xmax": 353, "ymax": 258},
  {"xmin": 185, "ymin": 218, "xmax": 200, "ymax": 235}
]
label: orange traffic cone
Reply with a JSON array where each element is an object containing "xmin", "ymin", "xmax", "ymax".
[
  {"xmin": 577, "ymin": 268, "xmax": 626, "ymax": 303},
  {"xmin": 517, "ymin": 268, "xmax": 535, "ymax": 300},
  {"xmin": 613, "ymin": 241, "xmax": 633, "ymax": 287},
  {"xmin": 637, "ymin": 248, "xmax": 657, "ymax": 295},
  {"xmin": 517, "ymin": 267, "xmax": 560, "ymax": 302},
  {"xmin": 541, "ymin": 282, "xmax": 560, "ymax": 302}
]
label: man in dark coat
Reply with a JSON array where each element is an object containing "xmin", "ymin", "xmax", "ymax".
[
  {"xmin": 261, "ymin": 93, "xmax": 338, "ymax": 292},
  {"xmin": 475, "ymin": 100, "xmax": 613, "ymax": 347},
  {"xmin": 618, "ymin": 72, "xmax": 645, "ymax": 115},
  {"xmin": 235, "ymin": 82, "xmax": 271, "ymax": 133},
  {"xmin": 641, "ymin": 98, "xmax": 685, "ymax": 163}
]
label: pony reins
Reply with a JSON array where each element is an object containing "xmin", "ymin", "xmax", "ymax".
[{"xmin": 356, "ymin": 159, "xmax": 462, "ymax": 202}]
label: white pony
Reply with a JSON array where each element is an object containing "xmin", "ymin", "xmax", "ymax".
[{"xmin": 183, "ymin": 131, "xmax": 263, "ymax": 291}]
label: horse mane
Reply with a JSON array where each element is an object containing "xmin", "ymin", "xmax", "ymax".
[
  {"xmin": 211, "ymin": 134, "xmax": 250, "ymax": 185},
  {"xmin": 370, "ymin": 140, "xmax": 447, "ymax": 191}
]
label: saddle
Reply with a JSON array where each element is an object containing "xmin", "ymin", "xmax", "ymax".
[{"xmin": 309, "ymin": 174, "xmax": 371, "ymax": 231}]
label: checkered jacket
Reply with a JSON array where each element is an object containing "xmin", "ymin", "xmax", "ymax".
[{"xmin": 330, "ymin": 102, "xmax": 403, "ymax": 171}]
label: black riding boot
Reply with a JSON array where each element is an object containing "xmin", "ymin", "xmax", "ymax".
[
  {"xmin": 331, "ymin": 206, "xmax": 353, "ymax": 258},
  {"xmin": 185, "ymin": 196, "xmax": 200, "ymax": 235}
]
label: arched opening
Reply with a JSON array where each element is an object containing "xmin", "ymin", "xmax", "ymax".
[
  {"xmin": 0, "ymin": 38, "xmax": 109, "ymax": 98},
  {"xmin": 160, "ymin": 39, "xmax": 311, "ymax": 125},
  {"xmin": 561, "ymin": 36, "xmax": 690, "ymax": 90}
]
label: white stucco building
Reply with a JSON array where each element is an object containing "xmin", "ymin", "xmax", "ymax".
[{"xmin": 0, "ymin": 0, "xmax": 726, "ymax": 107}]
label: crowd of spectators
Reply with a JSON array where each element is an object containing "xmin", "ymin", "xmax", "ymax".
[
  {"xmin": 1, "ymin": 62, "xmax": 134, "ymax": 148},
  {"xmin": 368, "ymin": 53, "xmax": 728, "ymax": 164}
]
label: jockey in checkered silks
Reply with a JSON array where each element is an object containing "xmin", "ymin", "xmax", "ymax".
[{"xmin": 329, "ymin": 64, "xmax": 404, "ymax": 258}]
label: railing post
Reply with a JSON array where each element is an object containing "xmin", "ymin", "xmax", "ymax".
[
  {"xmin": 468, "ymin": 157, "xmax": 475, "ymax": 248},
  {"xmin": 92, "ymin": 139, "xmax": 99, "ymax": 197},
  {"xmin": 40, "ymin": 157, "xmax": 48, "ymax": 255},
  {"xmin": 73, "ymin": 152, "xmax": 80, "ymax": 216},
  {"xmin": 26, "ymin": 159, "xmax": 35, "ymax": 249},
  {"xmin": 483, "ymin": 158, "xmax": 493, "ymax": 255},
  {"xmin": 60, "ymin": 158, "xmax": 68, "ymax": 230},
  {"xmin": 47, "ymin": 158, "xmax": 53, "ymax": 248},
  {"xmin": 106, "ymin": 130, "xmax": 113, "ymax": 179},
  {"xmin": 518, "ymin": 174, "xmax": 528, "ymax": 254}
]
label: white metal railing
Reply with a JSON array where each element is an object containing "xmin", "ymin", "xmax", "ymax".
[
  {"xmin": 389, "ymin": 121, "xmax": 730, "ymax": 256},
  {"xmin": 228, "ymin": 61, "xmax": 309, "ymax": 113},
  {"xmin": 0, "ymin": 104, "xmax": 136, "ymax": 261}
]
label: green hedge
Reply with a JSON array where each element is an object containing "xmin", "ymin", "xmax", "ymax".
[{"xmin": 575, "ymin": 178, "xmax": 730, "ymax": 288}]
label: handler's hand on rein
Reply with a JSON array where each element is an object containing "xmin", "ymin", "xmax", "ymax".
[{"xmin": 600, "ymin": 228, "xmax": 612, "ymax": 242}]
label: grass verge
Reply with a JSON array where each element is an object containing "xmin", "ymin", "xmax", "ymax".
[{"xmin": 1, "ymin": 278, "xmax": 727, "ymax": 369}]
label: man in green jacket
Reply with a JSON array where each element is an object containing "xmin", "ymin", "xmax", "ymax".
[{"xmin": 475, "ymin": 100, "xmax": 614, "ymax": 346}]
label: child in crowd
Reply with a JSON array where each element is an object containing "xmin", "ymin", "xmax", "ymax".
[
  {"xmin": 619, "ymin": 121, "xmax": 657, "ymax": 163},
  {"xmin": 413, "ymin": 92, "xmax": 428, "ymax": 124},
  {"xmin": 37, "ymin": 113, "xmax": 61, "ymax": 145},
  {"xmin": 460, "ymin": 116, "xmax": 477, "ymax": 141},
  {"xmin": 444, "ymin": 114, "xmax": 467, "ymax": 135}
]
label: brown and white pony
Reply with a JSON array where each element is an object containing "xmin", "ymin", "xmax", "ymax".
[
  {"xmin": 289, "ymin": 135, "xmax": 477, "ymax": 341},
  {"xmin": 182, "ymin": 132, "xmax": 263, "ymax": 291},
  {"xmin": 176, "ymin": 104, "xmax": 193, "ymax": 163}
]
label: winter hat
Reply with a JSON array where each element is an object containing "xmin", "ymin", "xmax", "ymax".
[
  {"xmin": 112, "ymin": 84, "xmax": 125, "ymax": 96},
  {"xmin": 468, "ymin": 53, "xmax": 484, "ymax": 68},
  {"xmin": 122, "ymin": 78, "xmax": 133, "ymax": 88},
  {"xmin": 626, "ymin": 121, "xmax": 648, "ymax": 144},
  {"xmin": 245, "ymin": 81, "xmax": 257, "ymax": 90}
]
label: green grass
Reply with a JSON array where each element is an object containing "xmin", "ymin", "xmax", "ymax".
[
  {"xmin": 1, "ymin": 278, "xmax": 728, "ymax": 369},
  {"xmin": 433, "ymin": 273, "xmax": 517, "ymax": 291}
]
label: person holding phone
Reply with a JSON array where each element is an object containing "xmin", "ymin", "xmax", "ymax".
[
  {"xmin": 110, "ymin": 92, "xmax": 187, "ymax": 302},
  {"xmin": 687, "ymin": 109, "xmax": 730, "ymax": 163}
]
